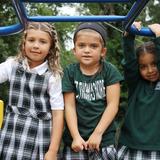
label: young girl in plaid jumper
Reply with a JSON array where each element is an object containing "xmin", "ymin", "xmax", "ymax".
[
  {"xmin": 0, "ymin": 22, "xmax": 64, "ymax": 160},
  {"xmin": 118, "ymin": 22, "xmax": 160, "ymax": 160}
]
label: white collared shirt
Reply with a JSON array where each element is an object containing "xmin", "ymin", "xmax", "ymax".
[{"xmin": 0, "ymin": 57, "xmax": 64, "ymax": 110}]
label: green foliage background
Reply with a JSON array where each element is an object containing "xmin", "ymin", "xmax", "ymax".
[{"xmin": 0, "ymin": 0, "xmax": 159, "ymax": 126}]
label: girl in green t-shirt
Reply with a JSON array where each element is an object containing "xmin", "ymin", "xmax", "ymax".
[{"xmin": 62, "ymin": 22, "xmax": 123, "ymax": 160}]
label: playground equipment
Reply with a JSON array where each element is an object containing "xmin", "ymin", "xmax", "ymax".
[
  {"xmin": 0, "ymin": 100, "xmax": 4, "ymax": 129},
  {"xmin": 0, "ymin": 0, "xmax": 154, "ymax": 128},
  {"xmin": 0, "ymin": 0, "xmax": 153, "ymax": 36}
]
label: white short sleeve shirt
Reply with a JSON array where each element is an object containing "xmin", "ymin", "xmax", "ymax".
[{"xmin": 0, "ymin": 57, "xmax": 64, "ymax": 110}]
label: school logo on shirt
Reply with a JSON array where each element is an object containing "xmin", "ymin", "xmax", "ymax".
[
  {"xmin": 155, "ymin": 81, "xmax": 160, "ymax": 90},
  {"xmin": 74, "ymin": 80, "xmax": 105, "ymax": 101}
]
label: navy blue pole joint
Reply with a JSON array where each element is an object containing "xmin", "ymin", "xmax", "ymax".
[
  {"xmin": 0, "ymin": 0, "xmax": 25, "ymax": 36},
  {"xmin": 128, "ymin": 26, "xmax": 155, "ymax": 37}
]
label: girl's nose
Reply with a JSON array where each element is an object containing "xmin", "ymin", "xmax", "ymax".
[
  {"xmin": 148, "ymin": 66, "xmax": 153, "ymax": 73},
  {"xmin": 33, "ymin": 42, "xmax": 39, "ymax": 48},
  {"xmin": 84, "ymin": 46, "xmax": 90, "ymax": 53}
]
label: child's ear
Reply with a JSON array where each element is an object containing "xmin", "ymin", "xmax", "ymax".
[
  {"xmin": 101, "ymin": 47, "xmax": 107, "ymax": 58},
  {"xmin": 72, "ymin": 47, "xmax": 76, "ymax": 55}
]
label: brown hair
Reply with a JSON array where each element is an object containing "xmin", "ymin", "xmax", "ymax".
[
  {"xmin": 17, "ymin": 22, "xmax": 62, "ymax": 75},
  {"xmin": 136, "ymin": 41, "xmax": 156, "ymax": 60}
]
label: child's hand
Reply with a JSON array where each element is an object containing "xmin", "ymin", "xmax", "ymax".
[
  {"xmin": 133, "ymin": 21, "xmax": 142, "ymax": 31},
  {"xmin": 148, "ymin": 24, "xmax": 160, "ymax": 37},
  {"xmin": 86, "ymin": 132, "xmax": 102, "ymax": 152},
  {"xmin": 123, "ymin": 21, "xmax": 142, "ymax": 36},
  {"xmin": 44, "ymin": 150, "xmax": 57, "ymax": 160},
  {"xmin": 71, "ymin": 136, "xmax": 87, "ymax": 152}
]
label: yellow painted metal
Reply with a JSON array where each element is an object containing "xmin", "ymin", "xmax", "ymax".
[{"xmin": 0, "ymin": 100, "xmax": 4, "ymax": 129}]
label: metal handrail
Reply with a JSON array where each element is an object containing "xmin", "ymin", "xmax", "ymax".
[
  {"xmin": 0, "ymin": 0, "xmax": 25, "ymax": 36},
  {"xmin": 0, "ymin": 0, "xmax": 154, "ymax": 36}
]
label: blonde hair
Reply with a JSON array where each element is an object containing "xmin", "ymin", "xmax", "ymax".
[{"xmin": 17, "ymin": 22, "xmax": 62, "ymax": 75}]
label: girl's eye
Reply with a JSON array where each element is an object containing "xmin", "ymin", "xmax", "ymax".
[
  {"xmin": 139, "ymin": 65, "xmax": 146, "ymax": 70},
  {"xmin": 90, "ymin": 44, "xmax": 98, "ymax": 48},
  {"xmin": 28, "ymin": 39, "xmax": 34, "ymax": 42},
  {"xmin": 151, "ymin": 63, "xmax": 156, "ymax": 67},
  {"xmin": 78, "ymin": 43, "xmax": 85, "ymax": 48},
  {"xmin": 40, "ymin": 40, "xmax": 47, "ymax": 44}
]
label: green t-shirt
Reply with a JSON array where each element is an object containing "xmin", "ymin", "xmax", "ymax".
[
  {"xmin": 119, "ymin": 35, "xmax": 160, "ymax": 150},
  {"xmin": 62, "ymin": 60, "xmax": 123, "ymax": 147}
]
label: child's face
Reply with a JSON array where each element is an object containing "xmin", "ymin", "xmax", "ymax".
[
  {"xmin": 73, "ymin": 30, "xmax": 106, "ymax": 67},
  {"xmin": 24, "ymin": 29, "xmax": 51, "ymax": 68},
  {"xmin": 139, "ymin": 53, "xmax": 159, "ymax": 82}
]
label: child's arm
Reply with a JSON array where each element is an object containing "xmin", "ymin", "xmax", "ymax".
[
  {"xmin": 64, "ymin": 92, "xmax": 87, "ymax": 152},
  {"xmin": 87, "ymin": 82, "xmax": 120, "ymax": 151},
  {"xmin": 44, "ymin": 110, "xmax": 64, "ymax": 160},
  {"xmin": 44, "ymin": 75, "xmax": 64, "ymax": 160},
  {"xmin": 122, "ymin": 23, "xmax": 140, "ymax": 88},
  {"xmin": 123, "ymin": 22, "xmax": 141, "ymax": 62},
  {"xmin": 0, "ymin": 57, "xmax": 14, "ymax": 83},
  {"xmin": 148, "ymin": 24, "xmax": 160, "ymax": 38},
  {"xmin": 148, "ymin": 24, "xmax": 160, "ymax": 70}
]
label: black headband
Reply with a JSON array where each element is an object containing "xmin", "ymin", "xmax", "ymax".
[{"xmin": 73, "ymin": 22, "xmax": 107, "ymax": 44}]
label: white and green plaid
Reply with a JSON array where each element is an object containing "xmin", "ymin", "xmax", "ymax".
[
  {"xmin": 0, "ymin": 61, "xmax": 52, "ymax": 160},
  {"xmin": 61, "ymin": 145, "xmax": 117, "ymax": 160},
  {"xmin": 118, "ymin": 145, "xmax": 160, "ymax": 160}
]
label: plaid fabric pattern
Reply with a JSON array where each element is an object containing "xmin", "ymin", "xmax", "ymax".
[
  {"xmin": 61, "ymin": 145, "xmax": 117, "ymax": 160},
  {"xmin": 118, "ymin": 145, "xmax": 160, "ymax": 160},
  {"xmin": 0, "ymin": 62, "xmax": 52, "ymax": 160}
]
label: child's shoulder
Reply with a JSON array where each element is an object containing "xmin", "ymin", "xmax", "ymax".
[
  {"xmin": 5, "ymin": 56, "xmax": 18, "ymax": 66},
  {"xmin": 103, "ymin": 60, "xmax": 122, "ymax": 76},
  {"xmin": 64, "ymin": 63, "xmax": 79, "ymax": 71},
  {"xmin": 103, "ymin": 60, "xmax": 118, "ymax": 70},
  {"xmin": 63, "ymin": 63, "xmax": 80, "ymax": 78}
]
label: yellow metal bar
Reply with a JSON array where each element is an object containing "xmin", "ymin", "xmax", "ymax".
[{"xmin": 0, "ymin": 100, "xmax": 4, "ymax": 129}]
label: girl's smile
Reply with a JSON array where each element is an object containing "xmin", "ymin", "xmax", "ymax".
[{"xmin": 24, "ymin": 29, "xmax": 51, "ymax": 68}]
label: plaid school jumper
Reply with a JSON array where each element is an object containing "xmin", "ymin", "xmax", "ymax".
[
  {"xmin": 0, "ymin": 61, "xmax": 52, "ymax": 160},
  {"xmin": 62, "ymin": 145, "xmax": 117, "ymax": 160},
  {"xmin": 118, "ymin": 145, "xmax": 160, "ymax": 160}
]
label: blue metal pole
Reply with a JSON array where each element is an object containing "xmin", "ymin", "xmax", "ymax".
[
  {"xmin": 27, "ymin": 15, "xmax": 126, "ymax": 22},
  {"xmin": 129, "ymin": 26, "xmax": 155, "ymax": 37},
  {"xmin": 0, "ymin": 24, "xmax": 23, "ymax": 36},
  {"xmin": 21, "ymin": 0, "xmax": 131, "ymax": 3},
  {"xmin": 0, "ymin": 0, "xmax": 154, "ymax": 36},
  {"xmin": 0, "ymin": 0, "xmax": 25, "ymax": 36},
  {"xmin": 124, "ymin": 0, "xmax": 150, "ymax": 31}
]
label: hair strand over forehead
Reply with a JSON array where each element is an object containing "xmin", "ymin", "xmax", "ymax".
[{"xmin": 136, "ymin": 41, "xmax": 156, "ymax": 59}]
